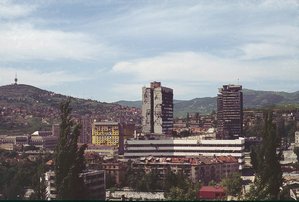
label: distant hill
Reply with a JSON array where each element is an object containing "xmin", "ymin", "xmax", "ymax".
[
  {"xmin": 115, "ymin": 99, "xmax": 185, "ymax": 109},
  {"xmin": 116, "ymin": 100, "xmax": 142, "ymax": 108},
  {"xmin": 242, "ymin": 89, "xmax": 299, "ymax": 108},
  {"xmin": 0, "ymin": 84, "xmax": 120, "ymax": 114},
  {"xmin": 0, "ymin": 84, "xmax": 139, "ymax": 135},
  {"xmin": 1, "ymin": 84, "xmax": 298, "ymax": 136},
  {"xmin": 116, "ymin": 89, "xmax": 299, "ymax": 117}
]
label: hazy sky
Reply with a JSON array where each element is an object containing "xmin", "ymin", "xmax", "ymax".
[{"xmin": 0, "ymin": 0, "xmax": 298, "ymax": 102}]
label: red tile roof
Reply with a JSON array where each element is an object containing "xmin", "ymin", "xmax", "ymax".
[{"xmin": 200, "ymin": 186, "xmax": 225, "ymax": 193}]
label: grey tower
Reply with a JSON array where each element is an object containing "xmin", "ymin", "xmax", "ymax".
[
  {"xmin": 217, "ymin": 84, "xmax": 243, "ymax": 139},
  {"xmin": 142, "ymin": 81, "xmax": 173, "ymax": 135}
]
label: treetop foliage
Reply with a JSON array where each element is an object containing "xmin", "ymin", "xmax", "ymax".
[
  {"xmin": 54, "ymin": 98, "xmax": 87, "ymax": 200},
  {"xmin": 248, "ymin": 110, "xmax": 282, "ymax": 200}
]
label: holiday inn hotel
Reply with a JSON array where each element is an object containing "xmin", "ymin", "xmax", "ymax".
[
  {"xmin": 91, "ymin": 122, "xmax": 135, "ymax": 154},
  {"xmin": 92, "ymin": 122, "xmax": 121, "ymax": 146}
]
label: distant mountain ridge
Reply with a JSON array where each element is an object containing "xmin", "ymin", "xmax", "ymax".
[
  {"xmin": 0, "ymin": 83, "xmax": 298, "ymax": 132},
  {"xmin": 116, "ymin": 89, "xmax": 299, "ymax": 117},
  {"xmin": 0, "ymin": 84, "xmax": 139, "ymax": 135},
  {"xmin": 0, "ymin": 84, "xmax": 119, "ymax": 115}
]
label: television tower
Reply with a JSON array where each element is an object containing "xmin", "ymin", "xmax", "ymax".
[{"xmin": 14, "ymin": 73, "xmax": 18, "ymax": 85}]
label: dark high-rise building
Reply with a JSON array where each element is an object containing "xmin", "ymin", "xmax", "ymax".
[
  {"xmin": 80, "ymin": 115, "xmax": 92, "ymax": 144},
  {"xmin": 142, "ymin": 81, "xmax": 173, "ymax": 135},
  {"xmin": 217, "ymin": 84, "xmax": 243, "ymax": 139}
]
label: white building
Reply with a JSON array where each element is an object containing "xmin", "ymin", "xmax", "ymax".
[
  {"xmin": 107, "ymin": 190, "xmax": 165, "ymax": 201},
  {"xmin": 32, "ymin": 131, "xmax": 52, "ymax": 136},
  {"xmin": 45, "ymin": 171, "xmax": 57, "ymax": 200},
  {"xmin": 124, "ymin": 137, "xmax": 245, "ymax": 169},
  {"xmin": 45, "ymin": 170, "xmax": 106, "ymax": 200}
]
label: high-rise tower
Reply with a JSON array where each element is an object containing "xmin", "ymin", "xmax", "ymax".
[
  {"xmin": 217, "ymin": 84, "xmax": 243, "ymax": 139},
  {"xmin": 142, "ymin": 81, "xmax": 173, "ymax": 135}
]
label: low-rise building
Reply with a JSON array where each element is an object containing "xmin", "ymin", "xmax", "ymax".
[
  {"xmin": 84, "ymin": 144, "xmax": 118, "ymax": 157},
  {"xmin": 198, "ymin": 186, "xmax": 226, "ymax": 200},
  {"xmin": 30, "ymin": 135, "xmax": 58, "ymax": 150},
  {"xmin": 32, "ymin": 131, "xmax": 52, "ymax": 136},
  {"xmin": 130, "ymin": 156, "xmax": 239, "ymax": 184},
  {"xmin": 45, "ymin": 170, "xmax": 106, "ymax": 200},
  {"xmin": 80, "ymin": 170, "xmax": 106, "ymax": 200},
  {"xmin": 124, "ymin": 137, "xmax": 245, "ymax": 169},
  {"xmin": 0, "ymin": 143, "xmax": 15, "ymax": 151},
  {"xmin": 107, "ymin": 190, "xmax": 165, "ymax": 201},
  {"xmin": 1, "ymin": 135, "xmax": 30, "ymax": 145},
  {"xmin": 100, "ymin": 160, "xmax": 127, "ymax": 186}
]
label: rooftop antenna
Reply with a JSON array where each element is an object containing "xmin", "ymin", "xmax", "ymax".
[
  {"xmin": 237, "ymin": 78, "xmax": 239, "ymax": 85},
  {"xmin": 14, "ymin": 73, "xmax": 18, "ymax": 85}
]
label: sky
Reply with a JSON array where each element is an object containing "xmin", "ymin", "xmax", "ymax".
[{"xmin": 0, "ymin": 0, "xmax": 298, "ymax": 102}]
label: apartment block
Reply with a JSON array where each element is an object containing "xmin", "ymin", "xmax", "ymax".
[{"xmin": 130, "ymin": 156, "xmax": 239, "ymax": 184}]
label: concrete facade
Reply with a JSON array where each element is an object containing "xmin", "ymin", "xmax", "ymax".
[
  {"xmin": 142, "ymin": 81, "xmax": 173, "ymax": 135},
  {"xmin": 131, "ymin": 156, "xmax": 239, "ymax": 184},
  {"xmin": 124, "ymin": 137, "xmax": 245, "ymax": 170},
  {"xmin": 217, "ymin": 84, "xmax": 243, "ymax": 139}
]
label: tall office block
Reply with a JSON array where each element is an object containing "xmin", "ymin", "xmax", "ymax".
[
  {"xmin": 80, "ymin": 116, "xmax": 92, "ymax": 144},
  {"xmin": 142, "ymin": 81, "xmax": 173, "ymax": 135},
  {"xmin": 217, "ymin": 84, "xmax": 243, "ymax": 139}
]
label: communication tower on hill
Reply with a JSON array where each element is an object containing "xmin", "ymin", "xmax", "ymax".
[{"xmin": 14, "ymin": 73, "xmax": 18, "ymax": 85}]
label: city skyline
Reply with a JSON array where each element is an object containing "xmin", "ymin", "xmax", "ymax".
[{"xmin": 0, "ymin": 0, "xmax": 298, "ymax": 102}]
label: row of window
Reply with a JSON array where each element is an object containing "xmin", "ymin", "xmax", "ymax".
[
  {"xmin": 126, "ymin": 144, "xmax": 243, "ymax": 147},
  {"xmin": 125, "ymin": 150, "xmax": 243, "ymax": 153},
  {"xmin": 93, "ymin": 132, "xmax": 119, "ymax": 135}
]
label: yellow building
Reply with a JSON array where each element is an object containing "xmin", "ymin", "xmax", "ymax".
[{"xmin": 92, "ymin": 122, "xmax": 122, "ymax": 146}]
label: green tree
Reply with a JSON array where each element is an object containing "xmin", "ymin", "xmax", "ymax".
[
  {"xmin": 185, "ymin": 181, "xmax": 201, "ymax": 200},
  {"xmin": 163, "ymin": 168, "xmax": 177, "ymax": 192},
  {"xmin": 247, "ymin": 111, "xmax": 282, "ymax": 200},
  {"xmin": 146, "ymin": 168, "xmax": 161, "ymax": 191},
  {"xmin": 166, "ymin": 181, "xmax": 200, "ymax": 200},
  {"xmin": 54, "ymin": 99, "xmax": 88, "ymax": 200},
  {"xmin": 221, "ymin": 172, "xmax": 242, "ymax": 196},
  {"xmin": 31, "ymin": 156, "xmax": 46, "ymax": 200},
  {"xmin": 208, "ymin": 180, "xmax": 217, "ymax": 186},
  {"xmin": 106, "ymin": 173, "xmax": 116, "ymax": 189},
  {"xmin": 167, "ymin": 187, "xmax": 186, "ymax": 200},
  {"xmin": 164, "ymin": 169, "xmax": 200, "ymax": 200},
  {"xmin": 122, "ymin": 160, "xmax": 135, "ymax": 187}
]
